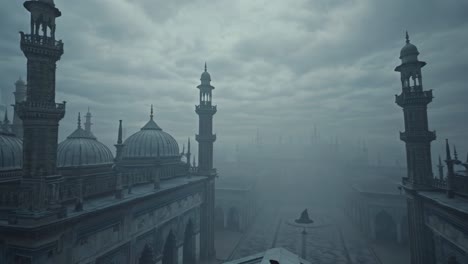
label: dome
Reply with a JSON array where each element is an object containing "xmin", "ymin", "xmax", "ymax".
[
  {"xmin": 200, "ymin": 62, "xmax": 211, "ymax": 84},
  {"xmin": 0, "ymin": 132, "xmax": 22, "ymax": 170},
  {"xmin": 15, "ymin": 77, "xmax": 26, "ymax": 86},
  {"xmin": 399, "ymin": 32, "xmax": 420, "ymax": 63},
  {"xmin": 121, "ymin": 113, "xmax": 179, "ymax": 159},
  {"xmin": 57, "ymin": 116, "xmax": 114, "ymax": 167}
]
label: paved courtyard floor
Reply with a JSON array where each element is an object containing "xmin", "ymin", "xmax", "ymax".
[{"xmin": 215, "ymin": 204, "xmax": 409, "ymax": 264}]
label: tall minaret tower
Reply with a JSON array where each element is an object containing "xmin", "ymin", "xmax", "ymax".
[
  {"xmin": 15, "ymin": 0, "xmax": 65, "ymax": 215},
  {"xmin": 396, "ymin": 32, "xmax": 435, "ymax": 264},
  {"xmin": 196, "ymin": 62, "xmax": 217, "ymax": 174},
  {"xmin": 84, "ymin": 107, "xmax": 93, "ymax": 133},
  {"xmin": 195, "ymin": 63, "xmax": 216, "ymax": 260},
  {"xmin": 12, "ymin": 77, "xmax": 27, "ymax": 139}
]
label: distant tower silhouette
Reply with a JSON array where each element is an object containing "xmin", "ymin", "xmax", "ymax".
[
  {"xmin": 396, "ymin": 31, "xmax": 436, "ymax": 264},
  {"xmin": 14, "ymin": 0, "xmax": 65, "ymax": 215},
  {"xmin": 195, "ymin": 62, "xmax": 216, "ymax": 259},
  {"xmin": 84, "ymin": 107, "xmax": 93, "ymax": 133},
  {"xmin": 196, "ymin": 62, "xmax": 217, "ymax": 174},
  {"xmin": 12, "ymin": 77, "xmax": 27, "ymax": 138}
]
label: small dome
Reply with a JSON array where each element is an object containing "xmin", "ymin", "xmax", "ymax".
[
  {"xmin": 0, "ymin": 133, "xmax": 22, "ymax": 170},
  {"xmin": 399, "ymin": 32, "xmax": 420, "ymax": 63},
  {"xmin": 200, "ymin": 62, "xmax": 211, "ymax": 84},
  {"xmin": 15, "ymin": 78, "xmax": 26, "ymax": 86},
  {"xmin": 57, "ymin": 118, "xmax": 113, "ymax": 167},
  {"xmin": 121, "ymin": 115, "xmax": 179, "ymax": 159}
]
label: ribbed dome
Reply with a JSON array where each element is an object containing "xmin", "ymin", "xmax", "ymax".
[
  {"xmin": 57, "ymin": 121, "xmax": 114, "ymax": 167},
  {"xmin": 121, "ymin": 115, "xmax": 179, "ymax": 159},
  {"xmin": 0, "ymin": 132, "xmax": 22, "ymax": 170}
]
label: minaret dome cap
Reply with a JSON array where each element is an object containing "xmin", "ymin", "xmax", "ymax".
[
  {"xmin": 400, "ymin": 31, "xmax": 420, "ymax": 63},
  {"xmin": 200, "ymin": 62, "xmax": 211, "ymax": 83}
]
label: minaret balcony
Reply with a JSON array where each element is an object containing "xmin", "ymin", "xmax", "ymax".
[
  {"xmin": 20, "ymin": 32, "xmax": 64, "ymax": 59},
  {"xmin": 195, "ymin": 134, "xmax": 216, "ymax": 142},
  {"xmin": 195, "ymin": 105, "xmax": 217, "ymax": 114},
  {"xmin": 395, "ymin": 89, "xmax": 433, "ymax": 107},
  {"xmin": 399, "ymin": 130, "xmax": 436, "ymax": 142},
  {"xmin": 15, "ymin": 101, "xmax": 66, "ymax": 121}
]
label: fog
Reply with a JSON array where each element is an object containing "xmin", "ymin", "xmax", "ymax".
[{"xmin": 1, "ymin": 0, "xmax": 467, "ymax": 263}]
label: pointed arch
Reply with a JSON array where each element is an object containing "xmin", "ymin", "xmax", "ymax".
[
  {"xmin": 139, "ymin": 243, "xmax": 155, "ymax": 264},
  {"xmin": 162, "ymin": 230, "xmax": 177, "ymax": 264},
  {"xmin": 183, "ymin": 219, "xmax": 196, "ymax": 264}
]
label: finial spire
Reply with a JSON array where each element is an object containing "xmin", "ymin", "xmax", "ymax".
[
  {"xmin": 438, "ymin": 155, "xmax": 442, "ymax": 166},
  {"xmin": 150, "ymin": 104, "xmax": 154, "ymax": 120},
  {"xmin": 454, "ymin": 145, "xmax": 458, "ymax": 160},
  {"xmin": 204, "ymin": 62, "xmax": 207, "ymax": 72},
  {"xmin": 446, "ymin": 139, "xmax": 452, "ymax": 161},
  {"xmin": 78, "ymin": 112, "xmax": 81, "ymax": 128},
  {"xmin": 187, "ymin": 137, "xmax": 191, "ymax": 153},
  {"xmin": 405, "ymin": 30, "xmax": 410, "ymax": 44}
]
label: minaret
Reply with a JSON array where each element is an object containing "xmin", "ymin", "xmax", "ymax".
[
  {"xmin": 196, "ymin": 62, "xmax": 217, "ymax": 174},
  {"xmin": 84, "ymin": 107, "xmax": 93, "ymax": 133},
  {"xmin": 396, "ymin": 32, "xmax": 436, "ymax": 264},
  {"xmin": 12, "ymin": 77, "xmax": 27, "ymax": 138},
  {"xmin": 195, "ymin": 63, "xmax": 216, "ymax": 260},
  {"xmin": 16, "ymin": 0, "xmax": 65, "ymax": 178},
  {"xmin": 396, "ymin": 31, "xmax": 435, "ymax": 188}
]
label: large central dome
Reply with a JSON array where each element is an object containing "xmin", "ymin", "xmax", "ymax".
[{"xmin": 121, "ymin": 109, "xmax": 179, "ymax": 159}]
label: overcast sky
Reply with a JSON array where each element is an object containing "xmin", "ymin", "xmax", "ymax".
[{"xmin": 1, "ymin": 0, "xmax": 467, "ymax": 164}]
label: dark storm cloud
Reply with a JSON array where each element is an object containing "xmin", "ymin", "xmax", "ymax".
[{"xmin": 0, "ymin": 0, "xmax": 467, "ymax": 164}]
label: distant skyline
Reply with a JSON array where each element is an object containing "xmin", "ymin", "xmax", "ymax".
[{"xmin": 0, "ymin": 0, "xmax": 467, "ymax": 163}]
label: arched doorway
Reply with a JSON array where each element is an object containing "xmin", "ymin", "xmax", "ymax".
[
  {"xmin": 139, "ymin": 244, "xmax": 155, "ymax": 264},
  {"xmin": 162, "ymin": 230, "xmax": 177, "ymax": 264},
  {"xmin": 183, "ymin": 220, "xmax": 196, "ymax": 264},
  {"xmin": 375, "ymin": 210, "xmax": 397, "ymax": 243},
  {"xmin": 227, "ymin": 207, "xmax": 240, "ymax": 231},
  {"xmin": 215, "ymin": 207, "xmax": 224, "ymax": 229}
]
